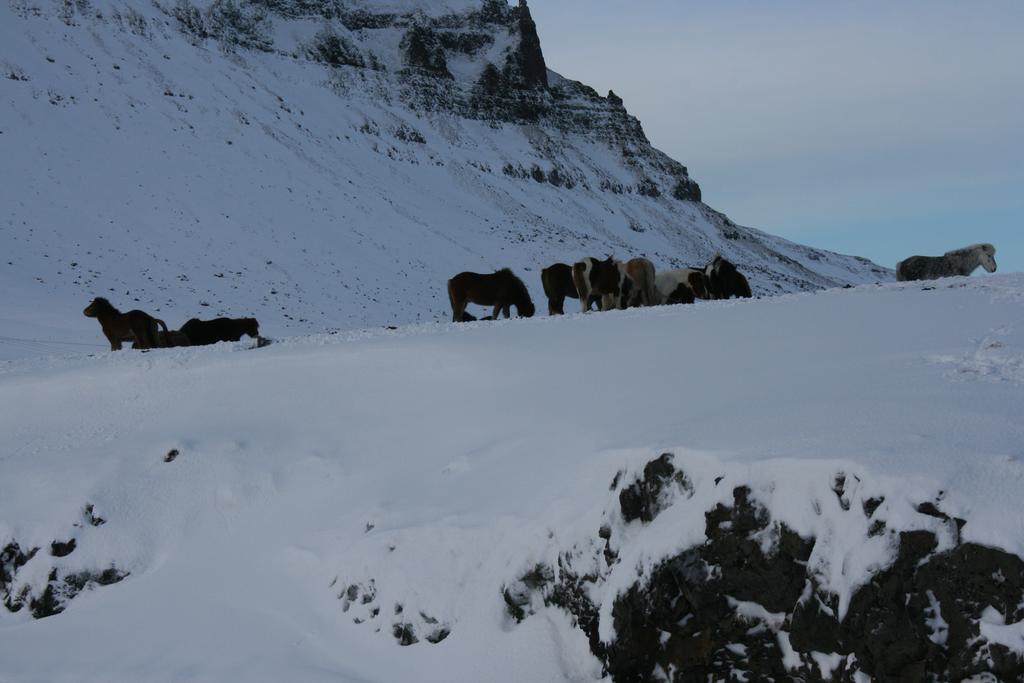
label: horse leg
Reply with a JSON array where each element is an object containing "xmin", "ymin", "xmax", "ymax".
[
  {"xmin": 448, "ymin": 280, "xmax": 463, "ymax": 323},
  {"xmin": 492, "ymin": 303, "xmax": 503, "ymax": 319},
  {"xmin": 136, "ymin": 323, "xmax": 154, "ymax": 350},
  {"xmin": 453, "ymin": 299, "xmax": 468, "ymax": 323}
]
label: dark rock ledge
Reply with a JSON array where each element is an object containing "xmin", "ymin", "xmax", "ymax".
[
  {"xmin": 1, "ymin": 503, "xmax": 128, "ymax": 619},
  {"xmin": 504, "ymin": 453, "xmax": 1024, "ymax": 682}
]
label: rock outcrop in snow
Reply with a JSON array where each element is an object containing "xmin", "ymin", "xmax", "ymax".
[
  {"xmin": 506, "ymin": 453, "xmax": 1024, "ymax": 681},
  {"xmin": 1, "ymin": 504, "xmax": 128, "ymax": 619}
]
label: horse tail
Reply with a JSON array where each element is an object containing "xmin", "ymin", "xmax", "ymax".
[
  {"xmin": 541, "ymin": 267, "xmax": 555, "ymax": 300},
  {"xmin": 572, "ymin": 261, "xmax": 589, "ymax": 312},
  {"xmin": 447, "ymin": 278, "xmax": 459, "ymax": 322},
  {"xmin": 643, "ymin": 262, "xmax": 657, "ymax": 306},
  {"xmin": 738, "ymin": 273, "xmax": 752, "ymax": 298}
]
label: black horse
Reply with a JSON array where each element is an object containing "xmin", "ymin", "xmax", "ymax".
[
  {"xmin": 705, "ymin": 255, "xmax": 752, "ymax": 299},
  {"xmin": 180, "ymin": 317, "xmax": 260, "ymax": 346}
]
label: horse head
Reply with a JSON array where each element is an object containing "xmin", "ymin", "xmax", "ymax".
[
  {"xmin": 979, "ymin": 244, "xmax": 998, "ymax": 273},
  {"xmin": 83, "ymin": 297, "xmax": 113, "ymax": 318},
  {"xmin": 508, "ymin": 272, "xmax": 535, "ymax": 317}
]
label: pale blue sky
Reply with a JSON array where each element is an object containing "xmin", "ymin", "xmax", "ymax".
[{"xmin": 531, "ymin": 1, "xmax": 1023, "ymax": 272}]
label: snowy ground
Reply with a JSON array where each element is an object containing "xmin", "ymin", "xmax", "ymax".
[{"xmin": 1, "ymin": 274, "xmax": 1022, "ymax": 682}]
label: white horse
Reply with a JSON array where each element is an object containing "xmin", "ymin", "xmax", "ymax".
[
  {"xmin": 896, "ymin": 243, "xmax": 997, "ymax": 282},
  {"xmin": 655, "ymin": 268, "xmax": 709, "ymax": 305}
]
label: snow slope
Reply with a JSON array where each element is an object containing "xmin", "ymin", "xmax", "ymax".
[
  {"xmin": 0, "ymin": 0, "xmax": 889, "ymax": 361},
  {"xmin": 1, "ymin": 275, "xmax": 1023, "ymax": 682}
]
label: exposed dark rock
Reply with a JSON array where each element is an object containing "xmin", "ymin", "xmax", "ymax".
[
  {"xmin": 915, "ymin": 501, "xmax": 967, "ymax": 539},
  {"xmin": 831, "ymin": 472, "xmax": 851, "ymax": 510},
  {"xmin": 204, "ymin": 0, "xmax": 273, "ymax": 52},
  {"xmin": 84, "ymin": 503, "xmax": 106, "ymax": 526},
  {"xmin": 475, "ymin": 62, "xmax": 502, "ymax": 98},
  {"xmin": 2, "ymin": 542, "xmax": 39, "ymax": 612},
  {"xmin": 4, "ymin": 505, "xmax": 128, "ymax": 619},
  {"xmin": 50, "ymin": 538, "xmax": 76, "ymax": 557},
  {"xmin": 339, "ymin": 9, "xmax": 396, "ymax": 31},
  {"xmin": 30, "ymin": 566, "xmax": 129, "ymax": 619},
  {"xmin": 514, "ymin": 452, "xmax": 1024, "ymax": 681},
  {"xmin": 401, "ymin": 25, "xmax": 451, "ymax": 78},
  {"xmin": 508, "ymin": 1, "xmax": 547, "ymax": 90},
  {"xmin": 618, "ymin": 453, "xmax": 693, "ymax": 524},
  {"xmin": 862, "ymin": 496, "xmax": 884, "ymax": 517},
  {"xmin": 392, "ymin": 622, "xmax": 418, "ymax": 646},
  {"xmin": 170, "ymin": 0, "xmax": 207, "ymax": 43},
  {"xmin": 164, "ymin": 448, "xmax": 180, "ymax": 463},
  {"xmin": 475, "ymin": 0, "xmax": 509, "ymax": 26},
  {"xmin": 425, "ymin": 627, "xmax": 450, "ymax": 644},
  {"xmin": 671, "ymin": 177, "xmax": 701, "ymax": 202},
  {"xmin": 307, "ymin": 27, "xmax": 364, "ymax": 68},
  {"xmin": 437, "ymin": 30, "xmax": 492, "ymax": 55},
  {"xmin": 635, "ymin": 178, "xmax": 661, "ymax": 198}
]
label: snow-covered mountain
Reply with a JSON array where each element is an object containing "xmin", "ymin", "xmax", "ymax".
[
  {"xmin": 2, "ymin": 275, "xmax": 1023, "ymax": 681},
  {"xmin": 1, "ymin": 0, "xmax": 889, "ymax": 358}
]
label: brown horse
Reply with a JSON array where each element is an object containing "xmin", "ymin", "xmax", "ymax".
[
  {"xmin": 572, "ymin": 256, "xmax": 627, "ymax": 312},
  {"xmin": 624, "ymin": 258, "xmax": 657, "ymax": 307},
  {"xmin": 83, "ymin": 297, "xmax": 168, "ymax": 350},
  {"xmin": 448, "ymin": 268, "xmax": 535, "ymax": 322},
  {"xmin": 541, "ymin": 263, "xmax": 575, "ymax": 315},
  {"xmin": 705, "ymin": 255, "xmax": 752, "ymax": 299}
]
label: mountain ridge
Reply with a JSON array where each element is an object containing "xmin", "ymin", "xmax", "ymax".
[{"xmin": 1, "ymin": 0, "xmax": 888, "ymax": 358}]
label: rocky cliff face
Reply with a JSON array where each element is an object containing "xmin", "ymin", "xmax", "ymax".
[{"xmin": 1, "ymin": 0, "xmax": 887, "ymax": 349}]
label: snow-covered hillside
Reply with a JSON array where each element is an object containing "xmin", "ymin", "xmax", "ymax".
[
  {"xmin": 1, "ymin": 275, "xmax": 1023, "ymax": 681},
  {"xmin": 0, "ymin": 0, "xmax": 889, "ymax": 360}
]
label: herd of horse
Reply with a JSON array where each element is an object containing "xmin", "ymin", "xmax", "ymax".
[
  {"xmin": 82, "ymin": 243, "xmax": 997, "ymax": 350},
  {"xmin": 447, "ymin": 254, "xmax": 752, "ymax": 322},
  {"xmin": 449, "ymin": 241, "xmax": 999, "ymax": 323},
  {"xmin": 83, "ymin": 297, "xmax": 261, "ymax": 351}
]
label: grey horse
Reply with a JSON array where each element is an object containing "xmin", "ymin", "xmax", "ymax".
[{"xmin": 896, "ymin": 243, "xmax": 997, "ymax": 282}]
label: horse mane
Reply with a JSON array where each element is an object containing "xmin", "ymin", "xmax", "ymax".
[
  {"xmin": 88, "ymin": 297, "xmax": 118, "ymax": 313},
  {"xmin": 945, "ymin": 243, "xmax": 995, "ymax": 257},
  {"xmin": 715, "ymin": 255, "xmax": 738, "ymax": 272},
  {"xmin": 504, "ymin": 269, "xmax": 530, "ymax": 299}
]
